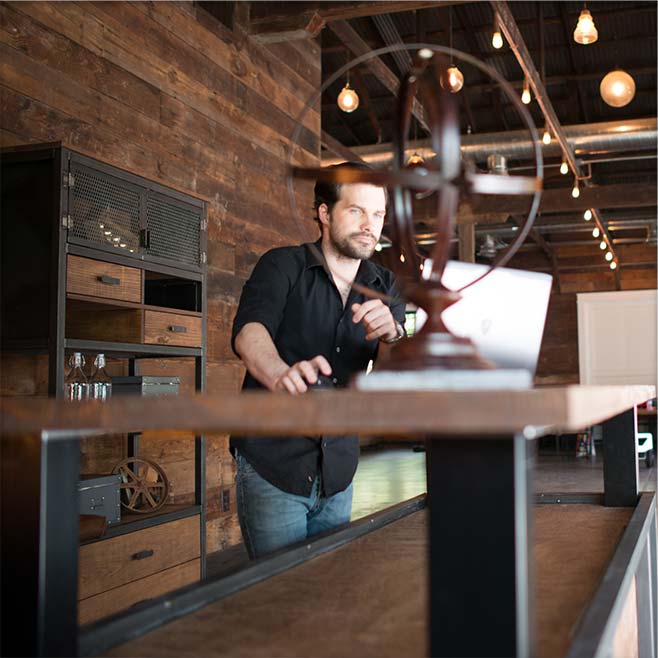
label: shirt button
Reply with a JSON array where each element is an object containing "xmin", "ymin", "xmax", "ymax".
[
  {"xmin": 336, "ymin": 346, "xmax": 341, "ymax": 353},
  {"xmin": 307, "ymin": 475, "xmax": 313, "ymax": 482},
  {"xmin": 332, "ymin": 377, "xmax": 338, "ymax": 384}
]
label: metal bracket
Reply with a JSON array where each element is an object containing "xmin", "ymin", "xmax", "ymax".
[
  {"xmin": 63, "ymin": 172, "xmax": 75, "ymax": 188},
  {"xmin": 61, "ymin": 215, "xmax": 73, "ymax": 229},
  {"xmin": 200, "ymin": 219, "xmax": 208, "ymax": 231},
  {"xmin": 201, "ymin": 252, "xmax": 207, "ymax": 264}
]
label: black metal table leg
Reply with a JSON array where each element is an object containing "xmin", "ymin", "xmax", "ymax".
[
  {"xmin": 426, "ymin": 434, "xmax": 535, "ymax": 658},
  {"xmin": 602, "ymin": 408, "xmax": 639, "ymax": 507},
  {"xmin": 1, "ymin": 432, "xmax": 79, "ymax": 657}
]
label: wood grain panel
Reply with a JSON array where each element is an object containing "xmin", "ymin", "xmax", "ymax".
[
  {"xmin": 2, "ymin": 0, "xmax": 320, "ymax": 555},
  {"xmin": 144, "ymin": 310, "xmax": 202, "ymax": 347},
  {"xmin": 66, "ymin": 308, "xmax": 143, "ymax": 343},
  {"xmin": 78, "ymin": 515, "xmax": 200, "ymax": 599},
  {"xmin": 66, "ymin": 255, "xmax": 141, "ymax": 302},
  {"xmin": 78, "ymin": 558, "xmax": 200, "ymax": 625}
]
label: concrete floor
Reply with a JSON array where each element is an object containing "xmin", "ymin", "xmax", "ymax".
[{"xmin": 207, "ymin": 442, "xmax": 656, "ymax": 577}]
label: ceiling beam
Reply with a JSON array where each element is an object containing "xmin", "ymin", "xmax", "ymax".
[
  {"xmin": 320, "ymin": 130, "xmax": 367, "ymax": 164},
  {"xmin": 327, "ymin": 20, "xmax": 429, "ymax": 132},
  {"xmin": 247, "ymin": 1, "xmax": 466, "ymax": 42}
]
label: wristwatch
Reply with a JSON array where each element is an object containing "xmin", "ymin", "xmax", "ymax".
[{"xmin": 380, "ymin": 321, "xmax": 405, "ymax": 344}]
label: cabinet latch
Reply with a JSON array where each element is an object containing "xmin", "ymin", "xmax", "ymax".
[
  {"xmin": 200, "ymin": 219, "xmax": 208, "ymax": 231},
  {"xmin": 62, "ymin": 215, "xmax": 73, "ymax": 229},
  {"xmin": 201, "ymin": 251, "xmax": 207, "ymax": 264},
  {"xmin": 63, "ymin": 172, "xmax": 75, "ymax": 188}
]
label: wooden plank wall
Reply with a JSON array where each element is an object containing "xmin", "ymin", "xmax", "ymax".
[{"xmin": 0, "ymin": 0, "xmax": 320, "ymax": 552}]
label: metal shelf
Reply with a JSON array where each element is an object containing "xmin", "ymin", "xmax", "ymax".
[{"xmin": 65, "ymin": 339, "xmax": 202, "ymax": 358}]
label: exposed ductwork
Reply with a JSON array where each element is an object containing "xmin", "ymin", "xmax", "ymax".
[{"xmin": 322, "ymin": 118, "xmax": 657, "ymax": 166}]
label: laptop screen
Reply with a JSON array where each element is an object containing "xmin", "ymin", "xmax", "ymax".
[{"xmin": 414, "ymin": 260, "xmax": 553, "ymax": 375}]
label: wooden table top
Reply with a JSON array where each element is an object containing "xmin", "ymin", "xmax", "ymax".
[{"xmin": 1, "ymin": 385, "xmax": 654, "ymax": 439}]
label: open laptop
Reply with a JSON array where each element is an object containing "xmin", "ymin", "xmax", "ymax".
[{"xmin": 414, "ymin": 260, "xmax": 553, "ymax": 376}]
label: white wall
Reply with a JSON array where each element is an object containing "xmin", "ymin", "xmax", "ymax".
[{"xmin": 577, "ymin": 290, "xmax": 657, "ymax": 385}]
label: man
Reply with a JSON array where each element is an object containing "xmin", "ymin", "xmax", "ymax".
[{"xmin": 230, "ymin": 164, "xmax": 406, "ymax": 558}]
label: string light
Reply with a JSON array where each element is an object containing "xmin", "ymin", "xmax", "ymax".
[
  {"xmin": 400, "ymin": 253, "xmax": 406, "ymax": 263},
  {"xmin": 605, "ymin": 251, "xmax": 613, "ymax": 261},
  {"xmin": 521, "ymin": 78, "xmax": 531, "ymax": 104},
  {"xmin": 583, "ymin": 209, "xmax": 593, "ymax": 221},
  {"xmin": 572, "ymin": 180, "xmax": 580, "ymax": 198},
  {"xmin": 542, "ymin": 126, "xmax": 551, "ymax": 145},
  {"xmin": 492, "ymin": 14, "xmax": 504, "ymax": 49},
  {"xmin": 599, "ymin": 241, "xmax": 607, "ymax": 250},
  {"xmin": 374, "ymin": 243, "xmax": 382, "ymax": 252},
  {"xmin": 560, "ymin": 159, "xmax": 569, "ymax": 175},
  {"xmin": 610, "ymin": 261, "xmax": 618, "ymax": 270},
  {"xmin": 592, "ymin": 227, "xmax": 600, "ymax": 238}
]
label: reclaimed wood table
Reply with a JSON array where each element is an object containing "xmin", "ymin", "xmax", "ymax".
[{"xmin": 1, "ymin": 385, "xmax": 656, "ymax": 657}]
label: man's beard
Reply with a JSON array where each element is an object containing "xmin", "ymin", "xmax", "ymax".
[{"xmin": 329, "ymin": 225, "xmax": 376, "ymax": 260}]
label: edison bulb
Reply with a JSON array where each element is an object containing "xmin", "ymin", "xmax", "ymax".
[
  {"xmin": 572, "ymin": 184, "xmax": 580, "ymax": 198},
  {"xmin": 599, "ymin": 241, "xmax": 607, "ymax": 250},
  {"xmin": 337, "ymin": 83, "xmax": 359, "ymax": 112},
  {"xmin": 446, "ymin": 66, "xmax": 464, "ymax": 93},
  {"xmin": 584, "ymin": 209, "xmax": 593, "ymax": 221},
  {"xmin": 492, "ymin": 30, "xmax": 503, "ymax": 49},
  {"xmin": 560, "ymin": 160, "xmax": 569, "ymax": 175},
  {"xmin": 610, "ymin": 261, "xmax": 617, "ymax": 270},
  {"xmin": 592, "ymin": 228, "xmax": 600, "ymax": 238},
  {"xmin": 521, "ymin": 85, "xmax": 531, "ymax": 105},
  {"xmin": 605, "ymin": 251, "xmax": 613, "ymax": 262},
  {"xmin": 600, "ymin": 70, "xmax": 636, "ymax": 108}
]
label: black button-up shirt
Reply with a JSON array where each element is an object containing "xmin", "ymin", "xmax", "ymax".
[{"xmin": 230, "ymin": 240, "xmax": 405, "ymax": 497}]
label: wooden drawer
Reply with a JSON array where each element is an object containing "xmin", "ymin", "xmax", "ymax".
[
  {"xmin": 144, "ymin": 310, "xmax": 202, "ymax": 347},
  {"xmin": 67, "ymin": 255, "xmax": 142, "ymax": 303},
  {"xmin": 78, "ymin": 559, "xmax": 200, "ymax": 625},
  {"xmin": 78, "ymin": 515, "xmax": 199, "ymax": 600}
]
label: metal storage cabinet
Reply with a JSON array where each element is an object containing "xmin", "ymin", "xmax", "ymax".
[{"xmin": 0, "ymin": 142, "xmax": 208, "ymax": 629}]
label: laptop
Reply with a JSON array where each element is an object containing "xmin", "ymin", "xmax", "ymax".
[{"xmin": 414, "ymin": 260, "xmax": 553, "ymax": 376}]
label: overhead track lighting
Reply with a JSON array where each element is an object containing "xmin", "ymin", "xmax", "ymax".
[
  {"xmin": 600, "ymin": 70, "xmax": 636, "ymax": 108},
  {"xmin": 574, "ymin": 7, "xmax": 598, "ymax": 45}
]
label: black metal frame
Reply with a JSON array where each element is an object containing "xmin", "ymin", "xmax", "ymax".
[
  {"xmin": 1, "ymin": 143, "xmax": 209, "ymax": 653},
  {"xmin": 566, "ymin": 493, "xmax": 657, "ymax": 658},
  {"xmin": 602, "ymin": 407, "xmax": 640, "ymax": 506},
  {"xmin": 426, "ymin": 434, "xmax": 535, "ymax": 657},
  {"xmin": 79, "ymin": 495, "xmax": 426, "ymax": 657}
]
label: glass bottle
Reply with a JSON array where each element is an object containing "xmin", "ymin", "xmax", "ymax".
[
  {"xmin": 89, "ymin": 353, "xmax": 112, "ymax": 401},
  {"xmin": 65, "ymin": 353, "xmax": 89, "ymax": 401}
]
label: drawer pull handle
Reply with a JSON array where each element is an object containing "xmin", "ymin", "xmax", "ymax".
[
  {"xmin": 97, "ymin": 274, "xmax": 120, "ymax": 286},
  {"xmin": 168, "ymin": 325, "xmax": 187, "ymax": 333},
  {"xmin": 132, "ymin": 549, "xmax": 154, "ymax": 560}
]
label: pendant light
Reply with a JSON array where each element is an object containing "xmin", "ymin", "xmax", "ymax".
[
  {"xmin": 583, "ymin": 209, "xmax": 593, "ymax": 221},
  {"xmin": 542, "ymin": 125, "xmax": 551, "ymax": 145},
  {"xmin": 446, "ymin": 8, "xmax": 464, "ymax": 94},
  {"xmin": 492, "ymin": 13, "xmax": 503, "ymax": 49},
  {"xmin": 573, "ymin": 6, "xmax": 598, "ymax": 45},
  {"xmin": 337, "ymin": 53, "xmax": 359, "ymax": 113},
  {"xmin": 572, "ymin": 179, "xmax": 580, "ymax": 198},
  {"xmin": 521, "ymin": 77, "xmax": 531, "ymax": 104},
  {"xmin": 600, "ymin": 70, "xmax": 636, "ymax": 108},
  {"xmin": 560, "ymin": 159, "xmax": 569, "ymax": 175}
]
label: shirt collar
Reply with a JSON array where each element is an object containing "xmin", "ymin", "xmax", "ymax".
[{"xmin": 304, "ymin": 239, "xmax": 383, "ymax": 286}]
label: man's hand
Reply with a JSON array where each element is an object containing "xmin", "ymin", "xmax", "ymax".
[
  {"xmin": 351, "ymin": 300, "xmax": 398, "ymax": 342},
  {"xmin": 272, "ymin": 355, "xmax": 332, "ymax": 395}
]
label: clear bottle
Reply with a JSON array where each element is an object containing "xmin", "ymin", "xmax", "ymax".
[
  {"xmin": 89, "ymin": 353, "xmax": 112, "ymax": 401},
  {"xmin": 65, "ymin": 353, "xmax": 89, "ymax": 401}
]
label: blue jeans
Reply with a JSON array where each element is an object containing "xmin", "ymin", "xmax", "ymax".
[{"xmin": 235, "ymin": 452, "xmax": 353, "ymax": 559}]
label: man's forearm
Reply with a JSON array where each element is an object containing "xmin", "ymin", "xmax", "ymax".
[{"xmin": 234, "ymin": 323, "xmax": 289, "ymax": 391}]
